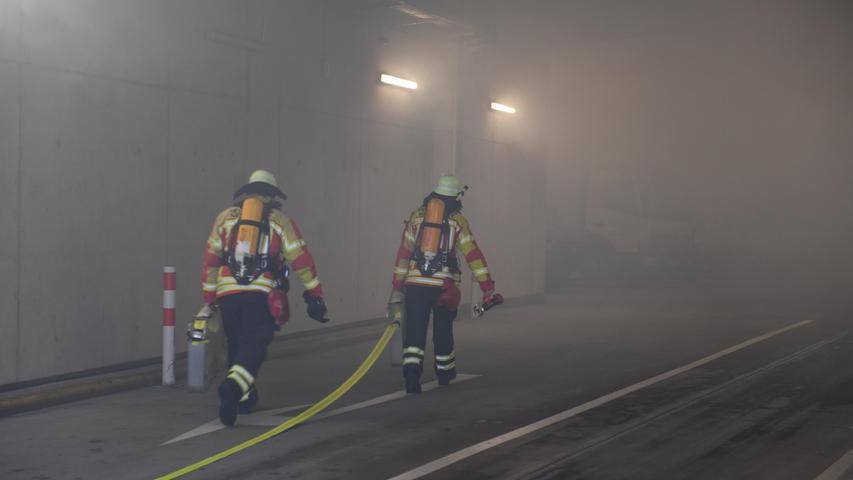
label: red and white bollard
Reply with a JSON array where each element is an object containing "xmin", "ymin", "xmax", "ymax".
[{"xmin": 162, "ymin": 266, "xmax": 176, "ymax": 385}]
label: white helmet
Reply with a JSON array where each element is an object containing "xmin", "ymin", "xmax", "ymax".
[{"xmin": 434, "ymin": 175, "xmax": 463, "ymax": 197}]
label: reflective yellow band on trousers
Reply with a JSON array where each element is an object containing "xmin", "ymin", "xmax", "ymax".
[
  {"xmin": 435, "ymin": 352, "xmax": 455, "ymax": 362},
  {"xmin": 403, "ymin": 346, "xmax": 425, "ymax": 356},
  {"xmin": 154, "ymin": 323, "xmax": 399, "ymax": 480},
  {"xmin": 227, "ymin": 365, "xmax": 255, "ymax": 394}
]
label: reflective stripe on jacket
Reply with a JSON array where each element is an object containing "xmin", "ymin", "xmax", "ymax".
[
  {"xmin": 202, "ymin": 200, "xmax": 322, "ymax": 303},
  {"xmin": 391, "ymin": 207, "xmax": 494, "ymax": 292}
]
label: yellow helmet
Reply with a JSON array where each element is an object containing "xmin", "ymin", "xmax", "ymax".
[{"xmin": 434, "ymin": 175, "xmax": 462, "ymax": 197}]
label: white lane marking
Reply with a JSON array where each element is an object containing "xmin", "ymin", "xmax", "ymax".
[
  {"xmin": 514, "ymin": 333, "xmax": 846, "ymax": 479},
  {"xmin": 236, "ymin": 374, "xmax": 481, "ymax": 428},
  {"xmin": 388, "ymin": 319, "xmax": 814, "ymax": 480},
  {"xmin": 311, "ymin": 374, "xmax": 479, "ymax": 422},
  {"xmin": 815, "ymin": 447, "xmax": 853, "ymax": 480},
  {"xmin": 162, "ymin": 374, "xmax": 480, "ymax": 445},
  {"xmin": 161, "ymin": 403, "xmax": 311, "ymax": 445}
]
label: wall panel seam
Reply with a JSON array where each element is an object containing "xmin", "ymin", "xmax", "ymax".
[{"xmin": 15, "ymin": 60, "xmax": 22, "ymax": 382}]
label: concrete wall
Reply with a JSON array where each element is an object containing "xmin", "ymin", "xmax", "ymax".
[
  {"xmin": 0, "ymin": 58, "xmax": 20, "ymax": 385},
  {"xmin": 0, "ymin": 0, "xmax": 545, "ymax": 384}
]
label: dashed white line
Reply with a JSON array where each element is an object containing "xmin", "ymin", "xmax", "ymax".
[{"xmin": 163, "ymin": 374, "xmax": 481, "ymax": 445}]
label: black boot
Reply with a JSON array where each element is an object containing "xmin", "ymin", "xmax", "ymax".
[
  {"xmin": 218, "ymin": 378, "xmax": 242, "ymax": 427},
  {"xmin": 437, "ymin": 370, "xmax": 457, "ymax": 386},
  {"xmin": 238, "ymin": 387, "xmax": 259, "ymax": 415},
  {"xmin": 405, "ymin": 371, "xmax": 422, "ymax": 394}
]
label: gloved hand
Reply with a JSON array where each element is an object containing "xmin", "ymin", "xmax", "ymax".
[
  {"xmin": 303, "ymin": 291, "xmax": 329, "ymax": 323},
  {"xmin": 482, "ymin": 289, "xmax": 495, "ymax": 305},
  {"xmin": 198, "ymin": 304, "xmax": 216, "ymax": 318},
  {"xmin": 387, "ymin": 289, "xmax": 405, "ymax": 324}
]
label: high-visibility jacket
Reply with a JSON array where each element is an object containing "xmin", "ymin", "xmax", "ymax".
[
  {"xmin": 392, "ymin": 207, "xmax": 494, "ymax": 292},
  {"xmin": 201, "ymin": 200, "xmax": 322, "ymax": 304}
]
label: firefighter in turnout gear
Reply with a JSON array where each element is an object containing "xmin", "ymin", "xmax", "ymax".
[
  {"xmin": 390, "ymin": 175, "xmax": 496, "ymax": 393},
  {"xmin": 202, "ymin": 170, "xmax": 329, "ymax": 426}
]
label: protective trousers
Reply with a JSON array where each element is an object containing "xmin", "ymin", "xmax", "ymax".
[
  {"xmin": 402, "ymin": 285, "xmax": 457, "ymax": 381},
  {"xmin": 219, "ymin": 292, "xmax": 275, "ymax": 395}
]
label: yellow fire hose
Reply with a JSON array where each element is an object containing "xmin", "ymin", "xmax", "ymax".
[{"xmin": 155, "ymin": 322, "xmax": 399, "ymax": 480}]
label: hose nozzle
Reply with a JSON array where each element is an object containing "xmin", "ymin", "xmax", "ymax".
[{"xmin": 472, "ymin": 293, "xmax": 504, "ymax": 318}]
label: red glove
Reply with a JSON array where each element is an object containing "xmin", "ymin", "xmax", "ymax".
[
  {"xmin": 480, "ymin": 280, "xmax": 495, "ymax": 303},
  {"xmin": 204, "ymin": 291, "xmax": 217, "ymax": 305},
  {"xmin": 479, "ymin": 279, "xmax": 495, "ymax": 304}
]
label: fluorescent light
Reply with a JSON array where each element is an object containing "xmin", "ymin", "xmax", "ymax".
[
  {"xmin": 380, "ymin": 73, "xmax": 418, "ymax": 90},
  {"xmin": 491, "ymin": 102, "xmax": 516, "ymax": 114}
]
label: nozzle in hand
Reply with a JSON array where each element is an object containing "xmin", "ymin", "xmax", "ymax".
[{"xmin": 472, "ymin": 293, "xmax": 504, "ymax": 318}]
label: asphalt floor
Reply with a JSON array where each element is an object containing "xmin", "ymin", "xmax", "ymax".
[{"xmin": 2, "ymin": 283, "xmax": 853, "ymax": 480}]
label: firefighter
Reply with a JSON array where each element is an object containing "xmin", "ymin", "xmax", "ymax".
[
  {"xmin": 201, "ymin": 169, "xmax": 329, "ymax": 426},
  {"xmin": 390, "ymin": 175, "xmax": 496, "ymax": 393}
]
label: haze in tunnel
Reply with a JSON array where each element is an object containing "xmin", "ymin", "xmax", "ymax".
[
  {"xmin": 528, "ymin": 0, "xmax": 853, "ymax": 299},
  {"xmin": 2, "ymin": 0, "xmax": 852, "ymax": 384},
  {"xmin": 2, "ymin": 2, "xmax": 853, "ymax": 480}
]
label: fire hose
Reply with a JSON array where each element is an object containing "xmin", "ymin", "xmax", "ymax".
[
  {"xmin": 155, "ymin": 322, "xmax": 399, "ymax": 480},
  {"xmin": 156, "ymin": 293, "xmax": 503, "ymax": 479}
]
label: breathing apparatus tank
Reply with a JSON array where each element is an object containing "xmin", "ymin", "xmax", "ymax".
[
  {"xmin": 235, "ymin": 198, "xmax": 263, "ymax": 260},
  {"xmin": 229, "ymin": 197, "xmax": 269, "ymax": 284},
  {"xmin": 420, "ymin": 198, "xmax": 445, "ymax": 262}
]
